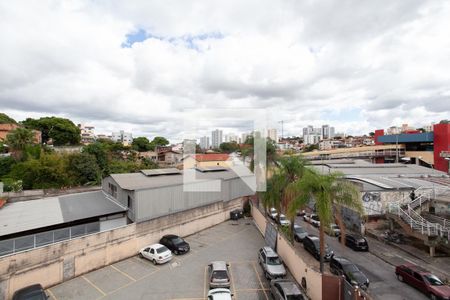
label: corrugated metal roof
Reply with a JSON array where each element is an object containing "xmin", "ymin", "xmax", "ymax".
[
  {"xmin": 109, "ymin": 169, "xmax": 249, "ymax": 190},
  {"xmin": 0, "ymin": 197, "xmax": 63, "ymax": 237},
  {"xmin": 0, "ymin": 191, "xmax": 126, "ymax": 237}
]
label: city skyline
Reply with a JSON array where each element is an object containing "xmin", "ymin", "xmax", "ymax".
[{"xmin": 2, "ymin": 2, "xmax": 450, "ymax": 141}]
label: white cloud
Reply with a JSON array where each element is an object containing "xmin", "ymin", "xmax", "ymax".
[{"xmin": 1, "ymin": 0, "xmax": 450, "ymax": 142}]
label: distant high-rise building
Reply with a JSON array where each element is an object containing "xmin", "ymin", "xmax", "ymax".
[
  {"xmin": 200, "ymin": 136, "xmax": 210, "ymax": 149},
  {"xmin": 321, "ymin": 125, "xmax": 335, "ymax": 139},
  {"xmin": 224, "ymin": 133, "xmax": 238, "ymax": 143},
  {"xmin": 211, "ymin": 129, "xmax": 223, "ymax": 148},
  {"xmin": 267, "ymin": 128, "xmax": 278, "ymax": 142},
  {"xmin": 111, "ymin": 130, "xmax": 133, "ymax": 145}
]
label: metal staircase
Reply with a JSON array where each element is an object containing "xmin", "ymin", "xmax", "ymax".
[{"xmin": 387, "ymin": 187, "xmax": 450, "ymax": 240}]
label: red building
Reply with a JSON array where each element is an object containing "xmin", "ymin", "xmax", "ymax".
[{"xmin": 374, "ymin": 123, "xmax": 450, "ymax": 173}]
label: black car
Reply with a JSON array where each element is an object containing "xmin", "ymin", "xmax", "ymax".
[
  {"xmin": 303, "ymin": 235, "xmax": 333, "ymax": 261},
  {"xmin": 338, "ymin": 233, "xmax": 369, "ymax": 251},
  {"xmin": 330, "ymin": 256, "xmax": 369, "ymax": 290},
  {"xmin": 13, "ymin": 284, "xmax": 48, "ymax": 300},
  {"xmin": 159, "ymin": 234, "xmax": 190, "ymax": 255}
]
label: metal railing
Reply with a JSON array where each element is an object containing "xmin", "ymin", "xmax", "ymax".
[{"xmin": 0, "ymin": 221, "xmax": 100, "ymax": 257}]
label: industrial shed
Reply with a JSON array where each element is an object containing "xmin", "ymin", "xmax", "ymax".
[{"xmin": 102, "ymin": 168, "xmax": 255, "ymax": 223}]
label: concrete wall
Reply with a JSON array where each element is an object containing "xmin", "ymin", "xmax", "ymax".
[
  {"xmin": 251, "ymin": 203, "xmax": 324, "ymax": 300},
  {"xmin": 0, "ymin": 197, "xmax": 243, "ymax": 299}
]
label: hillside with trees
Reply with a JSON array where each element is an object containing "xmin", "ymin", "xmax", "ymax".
[{"xmin": 0, "ymin": 113, "xmax": 158, "ymax": 191}]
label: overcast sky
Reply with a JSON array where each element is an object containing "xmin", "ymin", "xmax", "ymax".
[{"xmin": 1, "ymin": 1, "xmax": 450, "ymax": 142}]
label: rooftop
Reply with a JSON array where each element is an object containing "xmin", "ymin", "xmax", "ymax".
[
  {"xmin": 311, "ymin": 160, "xmax": 449, "ymax": 191},
  {"xmin": 110, "ymin": 167, "xmax": 253, "ymax": 191},
  {"xmin": 0, "ymin": 191, "xmax": 126, "ymax": 237}
]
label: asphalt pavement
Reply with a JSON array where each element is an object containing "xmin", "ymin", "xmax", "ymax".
[{"xmin": 295, "ymin": 216, "xmax": 429, "ymax": 300}]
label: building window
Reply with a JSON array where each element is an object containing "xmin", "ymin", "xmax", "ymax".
[
  {"xmin": 108, "ymin": 183, "xmax": 117, "ymax": 198},
  {"xmin": 127, "ymin": 195, "xmax": 133, "ymax": 209}
]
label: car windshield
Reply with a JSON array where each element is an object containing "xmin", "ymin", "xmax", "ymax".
[
  {"xmin": 424, "ymin": 274, "xmax": 444, "ymax": 286},
  {"xmin": 267, "ymin": 256, "xmax": 282, "ymax": 265},
  {"xmin": 286, "ymin": 294, "xmax": 304, "ymax": 300},
  {"xmin": 295, "ymin": 227, "xmax": 305, "ymax": 233},
  {"xmin": 24, "ymin": 294, "xmax": 46, "ymax": 300},
  {"xmin": 156, "ymin": 246, "xmax": 169, "ymax": 254},
  {"xmin": 212, "ymin": 270, "xmax": 228, "ymax": 280},
  {"xmin": 172, "ymin": 237, "xmax": 184, "ymax": 245},
  {"xmin": 311, "ymin": 216, "xmax": 319, "ymax": 221},
  {"xmin": 270, "ymin": 208, "xmax": 276, "ymax": 213},
  {"xmin": 343, "ymin": 264, "xmax": 359, "ymax": 273},
  {"xmin": 280, "ymin": 216, "xmax": 287, "ymax": 221},
  {"xmin": 331, "ymin": 225, "xmax": 339, "ymax": 229}
]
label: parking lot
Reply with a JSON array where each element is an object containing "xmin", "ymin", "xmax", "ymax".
[{"xmin": 46, "ymin": 219, "xmax": 282, "ymax": 300}]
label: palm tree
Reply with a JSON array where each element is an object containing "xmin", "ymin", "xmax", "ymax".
[
  {"xmin": 263, "ymin": 156, "xmax": 309, "ymax": 236},
  {"xmin": 291, "ymin": 170, "xmax": 363, "ymax": 273}
]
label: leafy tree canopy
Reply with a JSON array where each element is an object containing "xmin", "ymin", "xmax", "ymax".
[
  {"xmin": 219, "ymin": 142, "xmax": 239, "ymax": 153},
  {"xmin": 5, "ymin": 127, "xmax": 35, "ymax": 151},
  {"xmin": 0, "ymin": 113, "xmax": 17, "ymax": 124},
  {"xmin": 22, "ymin": 117, "xmax": 81, "ymax": 146},
  {"xmin": 132, "ymin": 137, "xmax": 151, "ymax": 152},
  {"xmin": 149, "ymin": 136, "xmax": 169, "ymax": 150}
]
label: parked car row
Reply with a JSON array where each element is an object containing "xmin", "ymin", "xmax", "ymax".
[
  {"xmin": 139, "ymin": 234, "xmax": 191, "ymax": 265},
  {"xmin": 268, "ymin": 208, "xmax": 291, "ymax": 227},
  {"xmin": 258, "ymin": 246, "xmax": 306, "ymax": 299},
  {"xmin": 293, "ymin": 222, "xmax": 371, "ymax": 292}
]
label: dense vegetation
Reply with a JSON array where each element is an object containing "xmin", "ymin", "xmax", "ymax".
[{"xmin": 0, "ymin": 113, "xmax": 158, "ymax": 192}]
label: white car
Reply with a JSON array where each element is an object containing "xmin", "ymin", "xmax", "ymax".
[
  {"xmin": 278, "ymin": 214, "xmax": 291, "ymax": 227},
  {"xmin": 207, "ymin": 288, "xmax": 233, "ymax": 300},
  {"xmin": 269, "ymin": 207, "xmax": 278, "ymax": 220},
  {"xmin": 139, "ymin": 243, "xmax": 173, "ymax": 265}
]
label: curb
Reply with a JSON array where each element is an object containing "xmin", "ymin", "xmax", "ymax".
[{"xmin": 365, "ymin": 230, "xmax": 431, "ymax": 264}]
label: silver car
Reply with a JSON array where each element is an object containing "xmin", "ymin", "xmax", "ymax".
[
  {"xmin": 207, "ymin": 288, "xmax": 233, "ymax": 300},
  {"xmin": 258, "ymin": 247, "xmax": 286, "ymax": 279},
  {"xmin": 208, "ymin": 261, "xmax": 231, "ymax": 289},
  {"xmin": 270, "ymin": 279, "xmax": 305, "ymax": 300},
  {"xmin": 293, "ymin": 224, "xmax": 308, "ymax": 242}
]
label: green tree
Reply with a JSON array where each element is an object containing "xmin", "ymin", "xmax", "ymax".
[
  {"xmin": 149, "ymin": 136, "xmax": 169, "ymax": 150},
  {"xmin": 292, "ymin": 170, "xmax": 363, "ymax": 273},
  {"xmin": 0, "ymin": 113, "xmax": 17, "ymax": 124},
  {"xmin": 219, "ymin": 142, "xmax": 239, "ymax": 153},
  {"xmin": 22, "ymin": 117, "xmax": 81, "ymax": 145},
  {"xmin": 109, "ymin": 160, "xmax": 141, "ymax": 174},
  {"xmin": 5, "ymin": 127, "xmax": 34, "ymax": 151},
  {"xmin": 67, "ymin": 153, "xmax": 101, "ymax": 185},
  {"xmin": 132, "ymin": 137, "xmax": 151, "ymax": 152},
  {"xmin": 0, "ymin": 156, "xmax": 16, "ymax": 177},
  {"xmin": 8, "ymin": 154, "xmax": 70, "ymax": 189},
  {"xmin": 5, "ymin": 127, "xmax": 35, "ymax": 159},
  {"xmin": 82, "ymin": 142, "xmax": 109, "ymax": 176}
]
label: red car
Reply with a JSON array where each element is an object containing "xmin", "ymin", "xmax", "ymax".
[{"xmin": 395, "ymin": 264, "xmax": 450, "ymax": 300}]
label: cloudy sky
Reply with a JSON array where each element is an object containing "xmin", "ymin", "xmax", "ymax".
[{"xmin": 1, "ymin": 0, "xmax": 450, "ymax": 142}]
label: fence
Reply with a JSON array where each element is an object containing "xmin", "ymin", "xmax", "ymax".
[{"xmin": 0, "ymin": 222, "xmax": 100, "ymax": 256}]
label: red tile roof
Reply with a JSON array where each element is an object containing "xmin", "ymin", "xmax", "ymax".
[{"xmin": 192, "ymin": 154, "xmax": 230, "ymax": 162}]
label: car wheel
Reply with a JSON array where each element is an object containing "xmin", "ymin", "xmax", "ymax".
[
  {"xmin": 138, "ymin": 253, "xmax": 143, "ymax": 258},
  {"xmin": 294, "ymin": 236, "xmax": 299, "ymax": 242},
  {"xmin": 430, "ymin": 294, "xmax": 437, "ymax": 300},
  {"xmin": 152, "ymin": 259, "xmax": 157, "ymax": 265},
  {"xmin": 174, "ymin": 250, "xmax": 178, "ymax": 255},
  {"xmin": 397, "ymin": 274, "xmax": 403, "ymax": 282},
  {"xmin": 265, "ymin": 271, "xmax": 270, "ymax": 279}
]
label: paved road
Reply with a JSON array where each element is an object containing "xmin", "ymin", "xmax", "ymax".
[{"xmin": 295, "ymin": 217, "xmax": 428, "ymax": 300}]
